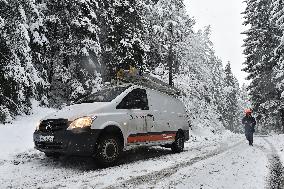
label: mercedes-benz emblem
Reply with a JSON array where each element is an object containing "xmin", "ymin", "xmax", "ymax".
[{"xmin": 45, "ymin": 122, "xmax": 52, "ymax": 130}]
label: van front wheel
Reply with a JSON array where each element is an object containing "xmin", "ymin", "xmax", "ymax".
[
  {"xmin": 95, "ymin": 135, "xmax": 122, "ymax": 167},
  {"xmin": 171, "ymin": 132, "xmax": 185, "ymax": 153}
]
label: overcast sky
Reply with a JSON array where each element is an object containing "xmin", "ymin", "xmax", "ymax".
[{"xmin": 184, "ymin": 0, "xmax": 248, "ymax": 85}]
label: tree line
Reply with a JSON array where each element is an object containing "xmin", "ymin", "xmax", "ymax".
[
  {"xmin": 0, "ymin": 0, "xmax": 247, "ymax": 133},
  {"xmin": 243, "ymin": 0, "xmax": 284, "ymax": 133}
]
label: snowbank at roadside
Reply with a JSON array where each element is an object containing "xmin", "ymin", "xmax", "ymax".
[
  {"xmin": 265, "ymin": 135, "xmax": 284, "ymax": 164},
  {"xmin": 188, "ymin": 127, "xmax": 243, "ymax": 153},
  {"xmin": 0, "ymin": 100, "xmax": 56, "ymax": 159}
]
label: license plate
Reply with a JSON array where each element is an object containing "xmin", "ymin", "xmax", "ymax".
[{"xmin": 39, "ymin": 135, "xmax": 54, "ymax": 142}]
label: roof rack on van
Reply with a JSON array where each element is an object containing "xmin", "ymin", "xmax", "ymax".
[{"xmin": 118, "ymin": 71, "xmax": 185, "ymax": 97}]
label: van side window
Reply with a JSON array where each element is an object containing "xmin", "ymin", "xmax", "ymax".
[{"xmin": 117, "ymin": 89, "xmax": 149, "ymax": 110}]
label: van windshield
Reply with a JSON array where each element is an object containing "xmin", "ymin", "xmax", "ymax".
[{"xmin": 77, "ymin": 86, "xmax": 130, "ymax": 103}]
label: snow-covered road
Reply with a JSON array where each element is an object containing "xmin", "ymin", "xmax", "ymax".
[
  {"xmin": 1, "ymin": 104, "xmax": 284, "ymax": 188},
  {"xmin": 1, "ymin": 135, "xmax": 283, "ymax": 189},
  {"xmin": 0, "ymin": 133, "xmax": 242, "ymax": 188},
  {"xmin": 104, "ymin": 136, "xmax": 284, "ymax": 189},
  {"xmin": 147, "ymin": 137, "xmax": 270, "ymax": 189}
]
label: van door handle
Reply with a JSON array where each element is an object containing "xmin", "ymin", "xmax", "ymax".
[{"xmin": 147, "ymin": 114, "xmax": 154, "ymax": 121}]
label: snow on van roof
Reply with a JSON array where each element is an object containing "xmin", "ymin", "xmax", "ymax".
[{"xmin": 115, "ymin": 73, "xmax": 186, "ymax": 97}]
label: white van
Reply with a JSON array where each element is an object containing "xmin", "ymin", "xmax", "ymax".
[{"xmin": 33, "ymin": 84, "xmax": 189, "ymax": 166}]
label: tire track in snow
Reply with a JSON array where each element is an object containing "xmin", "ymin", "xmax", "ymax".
[
  {"xmin": 105, "ymin": 140, "xmax": 244, "ymax": 189},
  {"xmin": 0, "ymin": 143, "xmax": 222, "ymax": 188},
  {"xmin": 263, "ymin": 138, "xmax": 284, "ymax": 189}
]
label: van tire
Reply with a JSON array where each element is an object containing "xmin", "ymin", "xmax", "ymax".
[
  {"xmin": 171, "ymin": 132, "xmax": 185, "ymax": 153},
  {"xmin": 95, "ymin": 135, "xmax": 122, "ymax": 167}
]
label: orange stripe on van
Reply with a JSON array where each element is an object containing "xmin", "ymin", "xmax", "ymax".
[{"xmin": 127, "ymin": 133, "xmax": 176, "ymax": 143}]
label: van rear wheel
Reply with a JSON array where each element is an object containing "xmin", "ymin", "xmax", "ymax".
[
  {"xmin": 95, "ymin": 135, "xmax": 122, "ymax": 167},
  {"xmin": 171, "ymin": 132, "xmax": 185, "ymax": 153}
]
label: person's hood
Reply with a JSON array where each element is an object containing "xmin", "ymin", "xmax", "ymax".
[{"xmin": 43, "ymin": 102, "xmax": 110, "ymax": 121}]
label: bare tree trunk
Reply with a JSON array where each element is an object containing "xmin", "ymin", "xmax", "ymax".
[
  {"xmin": 168, "ymin": 43, "xmax": 173, "ymax": 86},
  {"xmin": 168, "ymin": 21, "xmax": 174, "ymax": 87},
  {"xmin": 280, "ymin": 109, "xmax": 284, "ymax": 133}
]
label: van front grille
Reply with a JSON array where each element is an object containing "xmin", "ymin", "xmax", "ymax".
[{"xmin": 39, "ymin": 119, "xmax": 68, "ymax": 132}]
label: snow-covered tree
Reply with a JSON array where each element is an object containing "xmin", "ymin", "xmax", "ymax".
[
  {"xmin": 271, "ymin": 0, "xmax": 284, "ymax": 132},
  {"xmin": 143, "ymin": 0, "xmax": 194, "ymax": 77},
  {"xmin": 0, "ymin": 0, "xmax": 246, "ymax": 133},
  {"xmin": 222, "ymin": 62, "xmax": 241, "ymax": 132},
  {"xmin": 0, "ymin": 0, "xmax": 44, "ymax": 122},
  {"xmin": 38, "ymin": 0, "xmax": 102, "ymax": 106},
  {"xmin": 242, "ymin": 0, "xmax": 282, "ymax": 132},
  {"xmin": 173, "ymin": 27, "xmax": 229, "ymax": 132},
  {"xmin": 98, "ymin": 0, "xmax": 145, "ymax": 80},
  {"xmin": 0, "ymin": 0, "xmax": 103, "ymax": 122}
]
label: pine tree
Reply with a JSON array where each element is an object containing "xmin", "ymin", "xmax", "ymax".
[
  {"xmin": 43, "ymin": 0, "xmax": 102, "ymax": 105},
  {"xmin": 98, "ymin": 0, "xmax": 145, "ymax": 80},
  {"xmin": 223, "ymin": 62, "xmax": 241, "ymax": 132},
  {"xmin": 0, "ymin": 0, "xmax": 44, "ymax": 121},
  {"xmin": 143, "ymin": 0, "xmax": 194, "ymax": 80},
  {"xmin": 271, "ymin": 0, "xmax": 284, "ymax": 132},
  {"xmin": 176, "ymin": 26, "xmax": 229, "ymax": 131},
  {"xmin": 242, "ymin": 0, "xmax": 282, "ymax": 132}
]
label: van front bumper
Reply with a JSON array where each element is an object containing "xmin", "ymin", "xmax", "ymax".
[{"xmin": 33, "ymin": 129, "xmax": 100, "ymax": 156}]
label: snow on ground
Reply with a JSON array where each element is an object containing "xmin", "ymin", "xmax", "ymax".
[
  {"xmin": 265, "ymin": 135, "xmax": 284, "ymax": 164},
  {"xmin": 0, "ymin": 132, "xmax": 243, "ymax": 189},
  {"xmin": 0, "ymin": 102, "xmax": 283, "ymax": 188},
  {"xmin": 147, "ymin": 138, "xmax": 269, "ymax": 189},
  {"xmin": 0, "ymin": 100, "xmax": 56, "ymax": 159}
]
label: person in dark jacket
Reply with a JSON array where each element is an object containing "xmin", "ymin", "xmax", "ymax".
[{"xmin": 242, "ymin": 109, "xmax": 256, "ymax": 146}]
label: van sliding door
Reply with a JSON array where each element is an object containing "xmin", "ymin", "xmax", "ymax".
[{"xmin": 117, "ymin": 88, "xmax": 149, "ymax": 144}]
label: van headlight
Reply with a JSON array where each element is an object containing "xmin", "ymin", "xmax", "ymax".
[{"xmin": 67, "ymin": 116, "xmax": 94, "ymax": 130}]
